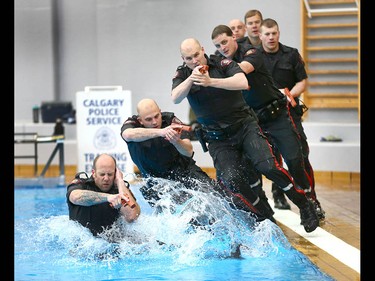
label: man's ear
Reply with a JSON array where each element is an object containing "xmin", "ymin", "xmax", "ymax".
[{"xmin": 137, "ymin": 116, "xmax": 143, "ymax": 125}]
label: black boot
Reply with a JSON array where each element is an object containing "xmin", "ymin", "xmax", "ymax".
[
  {"xmin": 312, "ymin": 198, "xmax": 325, "ymax": 220},
  {"xmin": 285, "ymin": 188, "xmax": 319, "ymax": 233},
  {"xmin": 304, "ymin": 191, "xmax": 325, "ymax": 220},
  {"xmin": 271, "ymin": 183, "xmax": 291, "ymax": 210},
  {"xmin": 299, "ymin": 200, "xmax": 319, "ymax": 233},
  {"xmin": 254, "ymin": 195, "xmax": 276, "ymax": 224}
]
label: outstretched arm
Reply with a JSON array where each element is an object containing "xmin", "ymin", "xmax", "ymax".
[
  {"xmin": 122, "ymin": 123, "xmax": 193, "ymax": 157},
  {"xmin": 194, "ymin": 72, "xmax": 248, "ymax": 90},
  {"xmin": 122, "ymin": 126, "xmax": 166, "ymax": 142},
  {"xmin": 172, "ymin": 66, "xmax": 248, "ymax": 104}
]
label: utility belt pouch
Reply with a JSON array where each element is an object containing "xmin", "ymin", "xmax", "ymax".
[
  {"xmin": 256, "ymin": 98, "xmax": 285, "ymax": 123},
  {"xmin": 204, "ymin": 129, "xmax": 227, "ymax": 141},
  {"xmin": 195, "ymin": 127, "xmax": 208, "ymax": 152},
  {"xmin": 294, "ymin": 101, "xmax": 309, "ymax": 117}
]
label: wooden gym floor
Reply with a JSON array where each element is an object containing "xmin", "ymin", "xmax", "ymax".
[{"xmin": 262, "ymin": 175, "xmax": 360, "ymax": 281}]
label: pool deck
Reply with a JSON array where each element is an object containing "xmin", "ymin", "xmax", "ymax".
[{"xmin": 262, "ymin": 177, "xmax": 361, "ymax": 281}]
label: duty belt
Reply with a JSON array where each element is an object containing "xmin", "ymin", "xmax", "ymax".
[
  {"xmin": 255, "ymin": 96, "xmax": 287, "ymax": 123},
  {"xmin": 203, "ymin": 119, "xmax": 246, "ymax": 141}
]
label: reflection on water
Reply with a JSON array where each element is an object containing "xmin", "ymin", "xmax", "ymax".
[{"xmin": 14, "ymin": 178, "xmax": 335, "ymax": 281}]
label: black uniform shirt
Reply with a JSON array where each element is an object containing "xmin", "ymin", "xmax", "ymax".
[
  {"xmin": 172, "ymin": 54, "xmax": 252, "ymax": 130},
  {"xmin": 66, "ymin": 177, "xmax": 120, "ymax": 236},
  {"xmin": 228, "ymin": 42, "xmax": 284, "ymax": 110},
  {"xmin": 120, "ymin": 112, "xmax": 193, "ymax": 177},
  {"xmin": 259, "ymin": 42, "xmax": 308, "ymax": 104}
]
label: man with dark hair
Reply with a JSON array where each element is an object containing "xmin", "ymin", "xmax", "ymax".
[
  {"xmin": 243, "ymin": 9, "xmax": 263, "ymax": 46},
  {"xmin": 259, "ymin": 18, "xmax": 324, "ymax": 218},
  {"xmin": 211, "ymin": 25, "xmax": 322, "ymax": 221}
]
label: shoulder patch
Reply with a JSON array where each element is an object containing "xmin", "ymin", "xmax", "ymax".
[
  {"xmin": 244, "ymin": 48, "xmax": 256, "ymax": 56},
  {"xmin": 124, "ymin": 119, "xmax": 136, "ymax": 125},
  {"xmin": 220, "ymin": 59, "xmax": 232, "ymax": 67},
  {"xmin": 173, "ymin": 69, "xmax": 186, "ymax": 79},
  {"xmin": 70, "ymin": 178, "xmax": 83, "ymax": 185}
]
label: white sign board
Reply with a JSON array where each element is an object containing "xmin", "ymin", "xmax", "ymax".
[{"xmin": 76, "ymin": 86, "xmax": 134, "ymax": 176}]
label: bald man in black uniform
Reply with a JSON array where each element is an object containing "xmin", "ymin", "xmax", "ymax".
[
  {"xmin": 171, "ymin": 38, "xmax": 319, "ymax": 233},
  {"xmin": 120, "ymin": 98, "xmax": 271, "ymax": 222}
]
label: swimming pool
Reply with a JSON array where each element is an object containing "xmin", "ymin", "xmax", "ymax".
[{"xmin": 14, "ymin": 179, "xmax": 335, "ymax": 281}]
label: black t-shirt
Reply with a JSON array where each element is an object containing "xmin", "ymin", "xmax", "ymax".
[
  {"xmin": 172, "ymin": 54, "xmax": 252, "ymax": 130},
  {"xmin": 66, "ymin": 177, "xmax": 120, "ymax": 236},
  {"xmin": 259, "ymin": 42, "xmax": 308, "ymax": 104},
  {"xmin": 225, "ymin": 42, "xmax": 284, "ymax": 110},
  {"xmin": 120, "ymin": 112, "xmax": 193, "ymax": 178}
]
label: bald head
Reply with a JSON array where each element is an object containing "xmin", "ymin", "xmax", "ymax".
[
  {"xmin": 228, "ymin": 19, "xmax": 246, "ymax": 39},
  {"xmin": 137, "ymin": 98, "xmax": 160, "ymax": 116},
  {"xmin": 136, "ymin": 98, "xmax": 162, "ymax": 128},
  {"xmin": 180, "ymin": 38, "xmax": 201, "ymax": 56},
  {"xmin": 93, "ymin": 153, "xmax": 116, "ymax": 170},
  {"xmin": 179, "ymin": 38, "xmax": 207, "ymax": 70}
]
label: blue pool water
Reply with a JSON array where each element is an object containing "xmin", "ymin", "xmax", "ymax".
[{"xmin": 14, "ymin": 179, "xmax": 335, "ymax": 281}]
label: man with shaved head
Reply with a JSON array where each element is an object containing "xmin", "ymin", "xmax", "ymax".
[
  {"xmin": 171, "ymin": 37, "xmax": 319, "ymax": 233},
  {"xmin": 122, "ymin": 98, "xmax": 195, "ymax": 173},
  {"xmin": 67, "ymin": 153, "xmax": 141, "ymax": 238},
  {"xmin": 121, "ymin": 98, "xmax": 261, "ymax": 219},
  {"xmin": 228, "ymin": 18, "xmax": 246, "ymax": 40}
]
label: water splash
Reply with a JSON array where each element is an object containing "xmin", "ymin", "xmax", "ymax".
[
  {"xmin": 14, "ymin": 178, "xmax": 335, "ymax": 280},
  {"xmin": 17, "ymin": 178, "xmax": 287, "ymax": 262}
]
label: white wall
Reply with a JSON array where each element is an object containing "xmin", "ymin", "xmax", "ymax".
[
  {"xmin": 15, "ymin": 0, "xmax": 55, "ymax": 118},
  {"xmin": 15, "ymin": 0, "xmax": 361, "ymax": 174},
  {"xmin": 15, "ymin": 0, "xmax": 302, "ymax": 124}
]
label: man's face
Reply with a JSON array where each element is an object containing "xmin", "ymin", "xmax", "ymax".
[
  {"xmin": 181, "ymin": 44, "xmax": 206, "ymax": 70},
  {"xmin": 245, "ymin": 14, "xmax": 262, "ymax": 39},
  {"xmin": 228, "ymin": 19, "xmax": 246, "ymax": 39},
  {"xmin": 212, "ymin": 33, "xmax": 237, "ymax": 59},
  {"xmin": 138, "ymin": 108, "xmax": 162, "ymax": 129},
  {"xmin": 92, "ymin": 158, "xmax": 116, "ymax": 192},
  {"xmin": 259, "ymin": 25, "xmax": 280, "ymax": 52}
]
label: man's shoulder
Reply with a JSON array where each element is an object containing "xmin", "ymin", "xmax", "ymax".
[
  {"xmin": 208, "ymin": 54, "xmax": 236, "ymax": 68},
  {"xmin": 208, "ymin": 53, "xmax": 223, "ymax": 62},
  {"xmin": 122, "ymin": 115, "xmax": 141, "ymax": 128},
  {"xmin": 67, "ymin": 175, "xmax": 94, "ymax": 192},
  {"xmin": 161, "ymin": 112, "xmax": 175, "ymax": 125},
  {"xmin": 173, "ymin": 64, "xmax": 191, "ymax": 80},
  {"xmin": 239, "ymin": 43, "xmax": 259, "ymax": 58},
  {"xmin": 175, "ymin": 64, "xmax": 190, "ymax": 73},
  {"xmin": 279, "ymin": 42, "xmax": 298, "ymax": 54},
  {"xmin": 73, "ymin": 173, "xmax": 93, "ymax": 182},
  {"xmin": 162, "ymin": 112, "xmax": 175, "ymax": 119}
]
